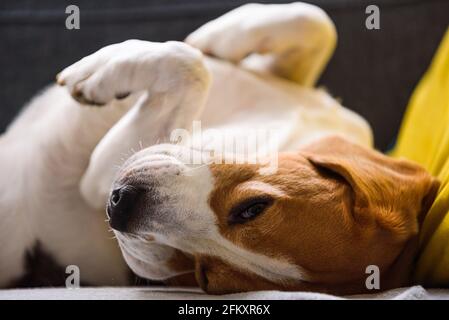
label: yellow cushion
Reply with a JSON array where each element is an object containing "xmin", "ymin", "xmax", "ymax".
[{"xmin": 392, "ymin": 28, "xmax": 449, "ymax": 286}]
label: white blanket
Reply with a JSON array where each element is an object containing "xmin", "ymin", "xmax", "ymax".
[{"xmin": 1, "ymin": 286, "xmax": 448, "ymax": 300}]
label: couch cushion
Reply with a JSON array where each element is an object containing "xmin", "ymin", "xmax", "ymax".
[{"xmin": 0, "ymin": 285, "xmax": 448, "ymax": 300}]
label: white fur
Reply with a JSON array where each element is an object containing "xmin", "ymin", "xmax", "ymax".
[
  {"xmin": 0, "ymin": 2, "xmax": 372, "ymax": 287},
  {"xmin": 0, "ymin": 87, "xmax": 131, "ymax": 286},
  {"xmin": 238, "ymin": 181, "xmax": 288, "ymax": 198}
]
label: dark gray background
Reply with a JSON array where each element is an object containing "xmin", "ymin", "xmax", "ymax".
[{"xmin": 1, "ymin": 0, "xmax": 448, "ymax": 150}]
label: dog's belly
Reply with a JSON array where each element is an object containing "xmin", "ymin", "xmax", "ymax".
[
  {"xmin": 0, "ymin": 88, "xmax": 132, "ymax": 287},
  {"xmin": 0, "ymin": 136, "xmax": 130, "ymax": 287},
  {"xmin": 200, "ymin": 57, "xmax": 373, "ymax": 151}
]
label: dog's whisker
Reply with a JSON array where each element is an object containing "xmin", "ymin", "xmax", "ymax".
[{"xmin": 139, "ymin": 140, "xmax": 144, "ymax": 151}]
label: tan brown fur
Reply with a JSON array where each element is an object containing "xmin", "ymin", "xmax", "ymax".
[{"xmin": 192, "ymin": 136, "xmax": 439, "ymax": 294}]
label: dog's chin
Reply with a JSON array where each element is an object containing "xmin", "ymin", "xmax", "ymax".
[{"xmin": 119, "ymin": 245, "xmax": 177, "ymax": 281}]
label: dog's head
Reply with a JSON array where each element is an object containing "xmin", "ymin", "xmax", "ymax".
[{"xmin": 107, "ymin": 136, "xmax": 439, "ymax": 294}]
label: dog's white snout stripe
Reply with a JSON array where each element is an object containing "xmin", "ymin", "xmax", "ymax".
[{"xmin": 238, "ymin": 181, "xmax": 287, "ymax": 198}]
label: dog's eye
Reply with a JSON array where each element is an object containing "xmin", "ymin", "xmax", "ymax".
[{"xmin": 228, "ymin": 196, "xmax": 273, "ymax": 225}]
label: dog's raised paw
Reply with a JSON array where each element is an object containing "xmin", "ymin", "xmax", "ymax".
[
  {"xmin": 185, "ymin": 3, "xmax": 263, "ymax": 63},
  {"xmin": 57, "ymin": 40, "xmax": 207, "ymax": 107},
  {"xmin": 56, "ymin": 40, "xmax": 154, "ymax": 106},
  {"xmin": 56, "ymin": 47, "xmax": 114, "ymax": 106}
]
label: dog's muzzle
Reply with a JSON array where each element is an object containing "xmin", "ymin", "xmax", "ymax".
[{"xmin": 106, "ymin": 145, "xmax": 195, "ymax": 234}]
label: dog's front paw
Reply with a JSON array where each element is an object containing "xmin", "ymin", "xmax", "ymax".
[
  {"xmin": 57, "ymin": 40, "xmax": 206, "ymax": 106},
  {"xmin": 57, "ymin": 40, "xmax": 152, "ymax": 106}
]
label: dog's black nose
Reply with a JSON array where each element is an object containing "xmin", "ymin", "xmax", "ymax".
[{"xmin": 107, "ymin": 185, "xmax": 142, "ymax": 232}]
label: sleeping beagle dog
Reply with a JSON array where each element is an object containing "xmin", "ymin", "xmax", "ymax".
[
  {"xmin": 109, "ymin": 136, "xmax": 439, "ymax": 294},
  {"xmin": 0, "ymin": 2, "xmax": 438, "ymax": 294}
]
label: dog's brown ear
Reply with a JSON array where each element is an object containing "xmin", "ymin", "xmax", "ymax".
[{"xmin": 302, "ymin": 136, "xmax": 439, "ymax": 235}]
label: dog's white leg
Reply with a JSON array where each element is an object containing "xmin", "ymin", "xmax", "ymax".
[
  {"xmin": 186, "ymin": 2, "xmax": 336, "ymax": 87},
  {"xmin": 58, "ymin": 40, "xmax": 211, "ymax": 209}
]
